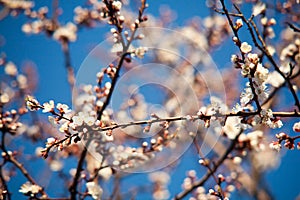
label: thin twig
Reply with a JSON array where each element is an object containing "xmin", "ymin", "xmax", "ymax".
[
  {"xmin": 1, "ymin": 130, "xmax": 48, "ymax": 198},
  {"xmin": 69, "ymin": 138, "xmax": 92, "ymax": 200},
  {"xmin": 233, "ymin": 4, "xmax": 300, "ymax": 111},
  {"xmin": 174, "ymin": 131, "xmax": 243, "ymax": 199},
  {"xmin": 286, "ymin": 22, "xmax": 300, "ymax": 33},
  {"xmin": 0, "ymin": 164, "xmax": 10, "ymax": 200},
  {"xmin": 61, "ymin": 40, "xmax": 75, "ymax": 92},
  {"xmin": 193, "ymin": 138, "xmax": 225, "ymax": 199},
  {"xmin": 214, "ymin": 8, "xmax": 243, "ymax": 17},
  {"xmin": 96, "ymin": 111, "xmax": 300, "ymax": 133},
  {"xmin": 96, "ymin": 52, "xmax": 130, "ymax": 120},
  {"xmin": 219, "ymin": 0, "xmax": 262, "ymax": 112}
]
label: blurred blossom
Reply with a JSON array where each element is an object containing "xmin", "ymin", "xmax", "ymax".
[
  {"xmin": 4, "ymin": 61, "xmax": 17, "ymax": 76},
  {"xmin": 149, "ymin": 171, "xmax": 170, "ymax": 185},
  {"xmin": 53, "ymin": 23, "xmax": 78, "ymax": 42},
  {"xmin": 0, "ymin": 0, "xmax": 34, "ymax": 10},
  {"xmin": 86, "ymin": 182, "xmax": 103, "ymax": 200},
  {"xmin": 252, "ymin": 2, "xmax": 266, "ymax": 16},
  {"xmin": 19, "ymin": 182, "xmax": 41, "ymax": 196},
  {"xmin": 49, "ymin": 160, "xmax": 63, "ymax": 171},
  {"xmin": 223, "ymin": 116, "xmax": 242, "ymax": 140},
  {"xmin": 0, "ymin": 93, "xmax": 10, "ymax": 104}
]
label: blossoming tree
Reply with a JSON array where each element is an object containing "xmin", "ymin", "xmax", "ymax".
[{"xmin": 0, "ymin": 0, "xmax": 300, "ymax": 199}]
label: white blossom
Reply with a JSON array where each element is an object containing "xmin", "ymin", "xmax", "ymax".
[
  {"xmin": 231, "ymin": 54, "xmax": 238, "ymax": 63},
  {"xmin": 46, "ymin": 137, "xmax": 56, "ymax": 148},
  {"xmin": 19, "ymin": 182, "xmax": 41, "ymax": 195},
  {"xmin": 260, "ymin": 109, "xmax": 282, "ymax": 128},
  {"xmin": 252, "ymin": 2, "xmax": 266, "ymax": 16},
  {"xmin": 4, "ymin": 62, "xmax": 17, "ymax": 76},
  {"xmin": 293, "ymin": 122, "xmax": 300, "ymax": 132},
  {"xmin": 269, "ymin": 141, "xmax": 281, "ymax": 152},
  {"xmin": 240, "ymin": 42, "xmax": 252, "ymax": 54},
  {"xmin": 233, "ymin": 156, "xmax": 242, "ymax": 165},
  {"xmin": 84, "ymin": 116, "xmax": 96, "ymax": 126},
  {"xmin": 133, "ymin": 47, "xmax": 148, "ymax": 58},
  {"xmin": 269, "ymin": 119, "xmax": 283, "ymax": 129},
  {"xmin": 86, "ymin": 182, "xmax": 103, "ymax": 200},
  {"xmin": 50, "ymin": 160, "xmax": 63, "ymax": 171},
  {"xmin": 247, "ymin": 53, "xmax": 259, "ymax": 64},
  {"xmin": 22, "ymin": 23, "xmax": 32, "ymax": 33},
  {"xmin": 223, "ymin": 116, "xmax": 242, "ymax": 139},
  {"xmin": 266, "ymin": 71, "xmax": 285, "ymax": 87},
  {"xmin": 17, "ymin": 74, "xmax": 27, "ymax": 89},
  {"xmin": 235, "ymin": 19, "xmax": 243, "ymax": 27},
  {"xmin": 59, "ymin": 122, "xmax": 69, "ymax": 133},
  {"xmin": 72, "ymin": 112, "xmax": 96, "ymax": 127},
  {"xmin": 53, "ymin": 22, "xmax": 77, "ymax": 42},
  {"xmin": 0, "ymin": 93, "xmax": 10, "ymax": 104},
  {"xmin": 72, "ymin": 112, "xmax": 85, "ymax": 126},
  {"xmin": 254, "ymin": 82, "xmax": 268, "ymax": 102},
  {"xmin": 56, "ymin": 103, "xmax": 71, "ymax": 113},
  {"xmin": 111, "ymin": 43, "xmax": 123, "ymax": 53},
  {"xmin": 43, "ymin": 100, "xmax": 55, "ymax": 113},
  {"xmin": 25, "ymin": 96, "xmax": 40, "ymax": 111},
  {"xmin": 112, "ymin": 1, "xmax": 122, "ymax": 11},
  {"xmin": 240, "ymin": 83, "xmax": 253, "ymax": 105},
  {"xmin": 260, "ymin": 17, "xmax": 268, "ymax": 26},
  {"xmin": 0, "ymin": 0, "xmax": 34, "ymax": 10},
  {"xmin": 98, "ymin": 167, "xmax": 113, "ymax": 181}
]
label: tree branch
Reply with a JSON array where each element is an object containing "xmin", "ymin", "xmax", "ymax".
[
  {"xmin": 233, "ymin": 4, "xmax": 300, "ymax": 111},
  {"xmin": 174, "ymin": 131, "xmax": 243, "ymax": 199}
]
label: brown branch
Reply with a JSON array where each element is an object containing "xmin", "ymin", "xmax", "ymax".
[
  {"xmin": 233, "ymin": 4, "xmax": 300, "ymax": 111},
  {"xmin": 103, "ymin": 0, "xmax": 126, "ymax": 47},
  {"xmin": 174, "ymin": 131, "xmax": 243, "ymax": 200},
  {"xmin": 96, "ymin": 111, "xmax": 300, "ymax": 133},
  {"xmin": 97, "ymin": 0, "xmax": 147, "ymax": 120},
  {"xmin": 97, "ymin": 52, "xmax": 130, "ymax": 120},
  {"xmin": 193, "ymin": 138, "xmax": 225, "ymax": 199},
  {"xmin": 219, "ymin": 0, "xmax": 262, "ymax": 112},
  {"xmin": 286, "ymin": 22, "xmax": 300, "ymax": 33},
  {"xmin": 70, "ymin": 1, "xmax": 148, "ymax": 198},
  {"xmin": 213, "ymin": 8, "xmax": 243, "ymax": 17},
  {"xmin": 8, "ymin": 155, "xmax": 47, "ymax": 197},
  {"xmin": 87, "ymin": 154, "xmax": 108, "ymax": 182},
  {"xmin": 69, "ymin": 138, "xmax": 92, "ymax": 200},
  {"xmin": 1, "ymin": 130, "xmax": 48, "ymax": 198},
  {"xmin": 42, "ymin": 133, "xmax": 78, "ymax": 158},
  {"xmin": 28, "ymin": 102, "xmax": 72, "ymax": 122},
  {"xmin": 0, "ymin": 164, "xmax": 10, "ymax": 200},
  {"xmin": 61, "ymin": 40, "xmax": 75, "ymax": 92}
]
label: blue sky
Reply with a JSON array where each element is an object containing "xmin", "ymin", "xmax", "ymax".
[{"xmin": 1, "ymin": 0, "xmax": 300, "ymax": 199}]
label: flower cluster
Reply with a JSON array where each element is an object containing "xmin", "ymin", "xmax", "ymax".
[
  {"xmin": 269, "ymin": 127, "xmax": 300, "ymax": 152},
  {"xmin": 86, "ymin": 181, "xmax": 103, "ymax": 200},
  {"xmin": 19, "ymin": 182, "xmax": 42, "ymax": 197},
  {"xmin": 0, "ymin": 0, "xmax": 33, "ymax": 14}
]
